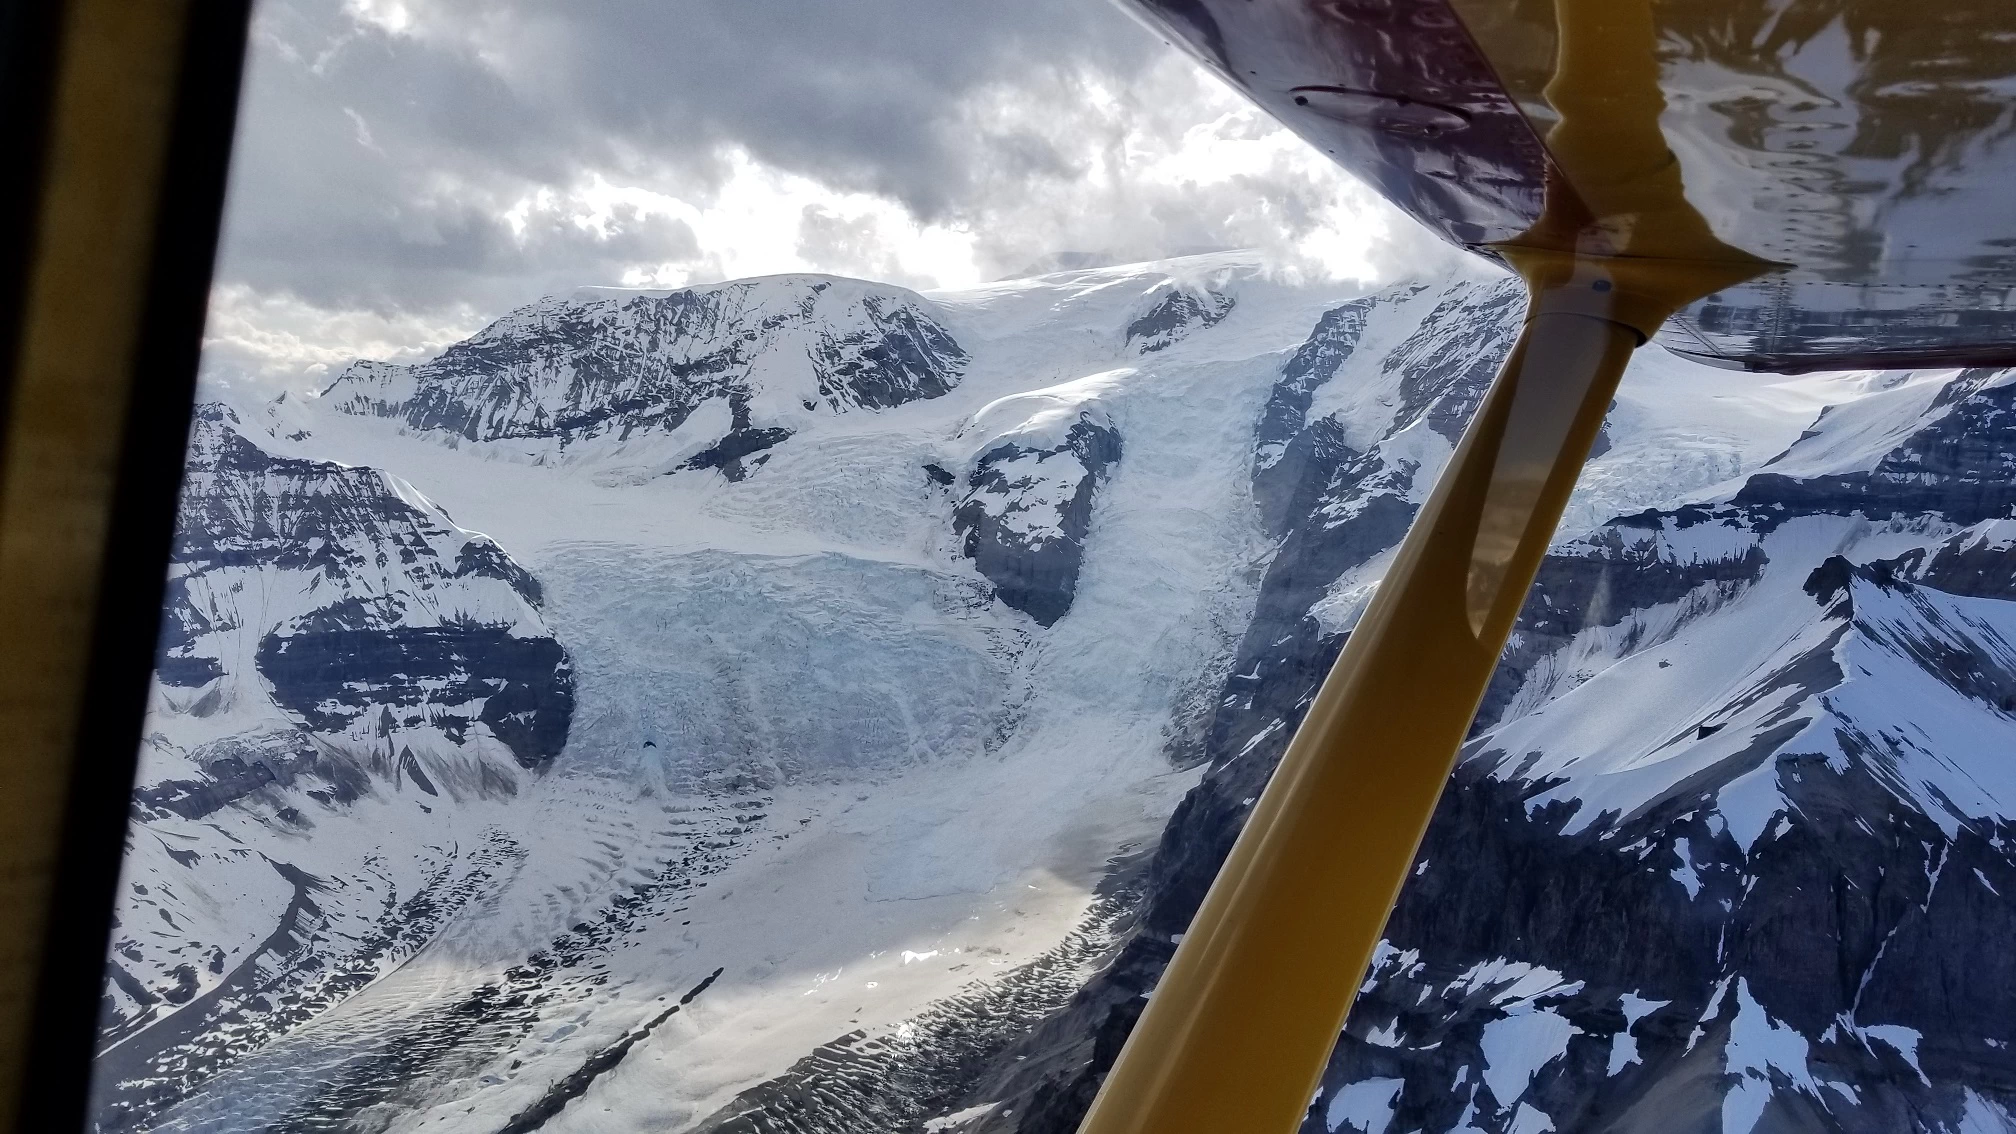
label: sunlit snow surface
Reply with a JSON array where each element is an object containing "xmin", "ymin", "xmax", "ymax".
[{"xmin": 98, "ymin": 252, "xmax": 1912, "ymax": 1132}]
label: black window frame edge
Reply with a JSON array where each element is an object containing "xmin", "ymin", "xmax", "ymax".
[
  {"xmin": 14, "ymin": 2, "xmax": 254, "ymax": 1128},
  {"xmin": 0, "ymin": 0, "xmax": 66, "ymax": 461}
]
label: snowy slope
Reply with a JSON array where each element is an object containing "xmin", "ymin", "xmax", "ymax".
[{"xmin": 97, "ymin": 251, "xmax": 2016, "ymax": 1134}]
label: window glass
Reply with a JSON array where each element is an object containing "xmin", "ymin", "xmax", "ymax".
[{"xmin": 89, "ymin": 3, "xmax": 2016, "ymax": 1132}]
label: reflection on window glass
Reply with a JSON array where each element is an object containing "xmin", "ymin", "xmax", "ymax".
[{"xmin": 88, "ymin": 2, "xmax": 2016, "ymax": 1133}]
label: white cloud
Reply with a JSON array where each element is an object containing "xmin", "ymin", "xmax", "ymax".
[
  {"xmin": 200, "ymin": 283, "xmax": 487, "ymax": 390},
  {"xmin": 206, "ymin": 0, "xmax": 1442, "ymax": 393}
]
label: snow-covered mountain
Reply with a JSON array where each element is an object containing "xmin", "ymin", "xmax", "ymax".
[
  {"xmin": 319, "ymin": 276, "xmax": 967, "ymax": 479},
  {"xmin": 93, "ymin": 252, "xmax": 2016, "ymax": 1133},
  {"xmin": 97, "ymin": 403, "xmax": 573, "ymax": 1129}
]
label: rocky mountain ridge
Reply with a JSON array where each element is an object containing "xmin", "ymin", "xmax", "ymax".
[{"xmin": 320, "ymin": 275, "xmax": 968, "ymax": 480}]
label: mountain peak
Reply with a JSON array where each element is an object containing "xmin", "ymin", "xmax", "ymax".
[{"xmin": 317, "ymin": 274, "xmax": 969, "ymax": 477}]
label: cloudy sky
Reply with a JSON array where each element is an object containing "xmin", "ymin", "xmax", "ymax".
[{"xmin": 201, "ymin": 0, "xmax": 1448, "ymax": 391}]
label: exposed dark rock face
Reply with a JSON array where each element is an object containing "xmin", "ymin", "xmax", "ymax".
[
  {"xmin": 319, "ymin": 276, "xmax": 966, "ymax": 475},
  {"xmin": 1251, "ymin": 295, "xmax": 1379, "ymax": 534},
  {"xmin": 1737, "ymin": 369, "xmax": 2016, "ymax": 524},
  {"xmin": 1888, "ymin": 519, "xmax": 2016, "ymax": 600},
  {"xmin": 954, "ymin": 416, "xmax": 1123, "ymax": 627},
  {"xmin": 1224, "ymin": 276, "xmax": 1525, "ymax": 786},
  {"xmin": 1126, "ymin": 286, "xmax": 1235, "ymax": 353},
  {"xmin": 1476, "ymin": 513, "xmax": 1770, "ymax": 732},
  {"xmin": 153, "ymin": 404, "xmax": 574, "ymax": 794},
  {"xmin": 959, "ymin": 295, "xmax": 2016, "ymax": 1132},
  {"xmin": 1381, "ymin": 282, "xmax": 1526, "ymax": 444},
  {"xmin": 129, "ymin": 730, "xmax": 346, "ymax": 822},
  {"xmin": 682, "ymin": 426, "xmax": 794, "ymax": 480},
  {"xmin": 256, "ymin": 625, "xmax": 571, "ymax": 770}
]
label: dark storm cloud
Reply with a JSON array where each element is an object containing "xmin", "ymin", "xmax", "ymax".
[{"xmin": 218, "ymin": 0, "xmax": 1167, "ymax": 314}]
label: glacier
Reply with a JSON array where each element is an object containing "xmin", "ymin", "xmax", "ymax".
[{"xmin": 90, "ymin": 252, "xmax": 2016, "ymax": 1133}]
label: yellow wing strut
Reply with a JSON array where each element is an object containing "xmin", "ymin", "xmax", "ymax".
[{"xmin": 1077, "ymin": 2, "xmax": 1768, "ymax": 1131}]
